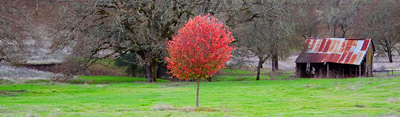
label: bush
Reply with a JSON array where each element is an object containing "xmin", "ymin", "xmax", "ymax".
[
  {"xmin": 0, "ymin": 79, "xmax": 13, "ymax": 84},
  {"xmin": 24, "ymin": 79, "xmax": 50, "ymax": 84},
  {"xmin": 115, "ymin": 53, "xmax": 145, "ymax": 77},
  {"xmin": 50, "ymin": 75, "xmax": 74, "ymax": 83}
]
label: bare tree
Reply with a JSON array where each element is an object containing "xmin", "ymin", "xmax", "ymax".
[
  {"xmin": 234, "ymin": 0, "xmax": 297, "ymax": 80},
  {"xmin": 0, "ymin": 1, "xmax": 34, "ymax": 63},
  {"xmin": 316, "ymin": 0, "xmax": 364, "ymax": 38},
  {"xmin": 293, "ymin": 0, "xmax": 323, "ymax": 39},
  {"xmin": 364, "ymin": 0, "xmax": 400, "ymax": 63},
  {"xmin": 235, "ymin": 21, "xmax": 269, "ymax": 80}
]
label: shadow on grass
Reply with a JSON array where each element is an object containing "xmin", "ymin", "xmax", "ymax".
[
  {"xmin": 69, "ymin": 76, "xmax": 169, "ymax": 84},
  {"xmin": 0, "ymin": 90, "xmax": 28, "ymax": 97},
  {"xmin": 150, "ymin": 104, "xmax": 220, "ymax": 112}
]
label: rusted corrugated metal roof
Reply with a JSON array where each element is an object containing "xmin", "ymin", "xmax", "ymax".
[{"xmin": 295, "ymin": 38, "xmax": 372, "ymax": 65}]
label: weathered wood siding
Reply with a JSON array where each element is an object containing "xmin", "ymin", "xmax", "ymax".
[{"xmin": 366, "ymin": 43, "xmax": 374, "ymax": 77}]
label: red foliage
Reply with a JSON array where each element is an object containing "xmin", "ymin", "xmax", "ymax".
[{"xmin": 166, "ymin": 14, "xmax": 235, "ymax": 80}]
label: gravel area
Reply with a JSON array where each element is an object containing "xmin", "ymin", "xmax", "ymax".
[{"xmin": 0, "ymin": 64, "xmax": 55, "ymax": 80}]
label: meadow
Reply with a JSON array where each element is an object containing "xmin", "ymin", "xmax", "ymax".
[{"xmin": 0, "ymin": 71, "xmax": 400, "ymax": 116}]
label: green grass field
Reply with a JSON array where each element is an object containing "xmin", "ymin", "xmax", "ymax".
[{"xmin": 1, "ymin": 74, "xmax": 400, "ymax": 116}]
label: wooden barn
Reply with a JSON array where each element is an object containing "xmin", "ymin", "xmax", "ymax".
[{"xmin": 295, "ymin": 38, "xmax": 374, "ymax": 78}]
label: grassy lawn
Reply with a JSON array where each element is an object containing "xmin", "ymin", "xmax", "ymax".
[{"xmin": 1, "ymin": 75, "xmax": 400, "ymax": 116}]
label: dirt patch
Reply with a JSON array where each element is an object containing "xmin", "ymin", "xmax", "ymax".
[
  {"xmin": 96, "ymin": 84, "xmax": 108, "ymax": 88},
  {"xmin": 0, "ymin": 90, "xmax": 28, "ymax": 96},
  {"xmin": 387, "ymin": 98, "xmax": 400, "ymax": 103},
  {"xmin": 116, "ymin": 108, "xmax": 135, "ymax": 112},
  {"xmin": 354, "ymin": 104, "xmax": 365, "ymax": 108},
  {"xmin": 162, "ymin": 82, "xmax": 192, "ymax": 87},
  {"xmin": 150, "ymin": 104, "xmax": 175, "ymax": 111},
  {"xmin": 165, "ymin": 84, "xmax": 180, "ymax": 87},
  {"xmin": 303, "ymin": 85, "xmax": 312, "ymax": 87},
  {"xmin": 0, "ymin": 107, "xmax": 12, "ymax": 114},
  {"xmin": 150, "ymin": 104, "xmax": 219, "ymax": 112},
  {"xmin": 374, "ymin": 82, "xmax": 397, "ymax": 88}
]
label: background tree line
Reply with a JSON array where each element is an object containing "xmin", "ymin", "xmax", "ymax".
[{"xmin": 1, "ymin": 0, "xmax": 400, "ymax": 82}]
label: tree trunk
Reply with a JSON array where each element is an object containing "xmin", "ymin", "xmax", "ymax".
[
  {"xmin": 196, "ymin": 78, "xmax": 200, "ymax": 107},
  {"xmin": 388, "ymin": 53, "xmax": 393, "ymax": 63},
  {"xmin": 342, "ymin": 30, "xmax": 346, "ymax": 38},
  {"xmin": 143, "ymin": 54, "xmax": 158, "ymax": 82},
  {"xmin": 152, "ymin": 64, "xmax": 157, "ymax": 82},
  {"xmin": 274, "ymin": 59, "xmax": 279, "ymax": 70},
  {"xmin": 206, "ymin": 77, "xmax": 212, "ymax": 82},
  {"xmin": 271, "ymin": 55, "xmax": 279, "ymax": 71},
  {"xmin": 145, "ymin": 64, "xmax": 154, "ymax": 82},
  {"xmin": 256, "ymin": 60, "xmax": 261, "ymax": 80},
  {"xmin": 385, "ymin": 47, "xmax": 393, "ymax": 63},
  {"xmin": 333, "ymin": 24, "xmax": 337, "ymax": 37},
  {"xmin": 271, "ymin": 61, "xmax": 275, "ymax": 71},
  {"xmin": 141, "ymin": 52, "xmax": 157, "ymax": 82}
]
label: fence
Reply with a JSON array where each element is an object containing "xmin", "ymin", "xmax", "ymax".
[{"xmin": 372, "ymin": 70, "xmax": 399, "ymax": 76}]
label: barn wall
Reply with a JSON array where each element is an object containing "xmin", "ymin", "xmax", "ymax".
[{"xmin": 366, "ymin": 44, "xmax": 374, "ymax": 77}]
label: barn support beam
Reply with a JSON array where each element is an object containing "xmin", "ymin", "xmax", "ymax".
[
  {"xmin": 359, "ymin": 65, "xmax": 362, "ymax": 77},
  {"xmin": 342, "ymin": 65, "xmax": 344, "ymax": 77},
  {"xmin": 326, "ymin": 63, "xmax": 330, "ymax": 78},
  {"xmin": 295, "ymin": 64, "xmax": 298, "ymax": 78}
]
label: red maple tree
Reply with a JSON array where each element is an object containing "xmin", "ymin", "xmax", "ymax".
[{"xmin": 166, "ymin": 14, "xmax": 235, "ymax": 107}]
